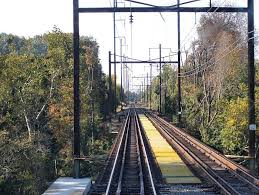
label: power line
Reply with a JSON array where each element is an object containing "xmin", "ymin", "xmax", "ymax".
[
  {"xmin": 179, "ymin": 33, "xmax": 257, "ymax": 77},
  {"xmin": 179, "ymin": 33, "xmax": 256, "ymax": 77},
  {"xmin": 149, "ymin": 51, "xmax": 178, "ymax": 61},
  {"xmin": 115, "ymin": 53, "xmax": 177, "ymax": 62},
  {"xmin": 143, "ymin": 0, "xmax": 228, "ymax": 68},
  {"xmin": 179, "ymin": 30, "xmax": 255, "ymax": 75},
  {"xmin": 179, "ymin": 0, "xmax": 227, "ymax": 54}
]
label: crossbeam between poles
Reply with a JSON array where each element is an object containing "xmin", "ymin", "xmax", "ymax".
[{"xmin": 78, "ymin": 7, "xmax": 248, "ymax": 13}]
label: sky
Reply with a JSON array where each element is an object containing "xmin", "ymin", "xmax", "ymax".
[{"xmin": 0, "ymin": 0, "xmax": 258, "ymax": 91}]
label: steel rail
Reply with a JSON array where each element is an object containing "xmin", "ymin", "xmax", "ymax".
[
  {"xmin": 116, "ymin": 111, "xmax": 145, "ymax": 194},
  {"xmin": 146, "ymin": 111, "xmax": 259, "ymax": 194},
  {"xmin": 105, "ymin": 108, "xmax": 148, "ymax": 195},
  {"xmin": 96, "ymin": 112, "xmax": 129, "ymax": 183},
  {"xmin": 105, "ymin": 111, "xmax": 130, "ymax": 195},
  {"xmin": 134, "ymin": 109, "xmax": 157, "ymax": 195},
  {"xmin": 133, "ymin": 112, "xmax": 145, "ymax": 195},
  {"xmin": 115, "ymin": 114, "xmax": 130, "ymax": 194}
]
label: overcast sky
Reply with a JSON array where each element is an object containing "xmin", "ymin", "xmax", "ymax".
[{"xmin": 0, "ymin": 0, "xmax": 258, "ymax": 90}]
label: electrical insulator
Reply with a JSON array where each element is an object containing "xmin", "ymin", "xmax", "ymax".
[{"xmin": 129, "ymin": 14, "xmax": 133, "ymax": 23}]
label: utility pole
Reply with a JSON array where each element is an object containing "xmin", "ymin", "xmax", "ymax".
[
  {"xmin": 113, "ymin": 0, "xmax": 117, "ymax": 113},
  {"xmin": 91, "ymin": 65, "xmax": 95, "ymax": 145},
  {"xmin": 147, "ymin": 73, "xmax": 149, "ymax": 106},
  {"xmin": 144, "ymin": 76, "xmax": 146, "ymax": 104},
  {"xmin": 73, "ymin": 0, "xmax": 80, "ymax": 178},
  {"xmin": 248, "ymin": 0, "xmax": 256, "ymax": 173},
  {"xmin": 127, "ymin": 69, "xmax": 130, "ymax": 103},
  {"xmin": 149, "ymin": 63, "xmax": 152, "ymax": 110},
  {"xmin": 120, "ymin": 39, "xmax": 123, "ymax": 110},
  {"xmin": 159, "ymin": 44, "xmax": 162, "ymax": 114},
  {"xmin": 123, "ymin": 56, "xmax": 126, "ymax": 104},
  {"xmin": 125, "ymin": 65, "xmax": 128, "ymax": 104},
  {"xmin": 141, "ymin": 81, "xmax": 144, "ymax": 102},
  {"xmin": 149, "ymin": 48, "xmax": 152, "ymax": 110},
  {"xmin": 108, "ymin": 51, "xmax": 112, "ymax": 114},
  {"xmin": 177, "ymin": 0, "xmax": 182, "ymax": 124}
]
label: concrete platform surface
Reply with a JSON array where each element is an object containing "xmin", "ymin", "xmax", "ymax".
[{"xmin": 43, "ymin": 177, "xmax": 91, "ymax": 195}]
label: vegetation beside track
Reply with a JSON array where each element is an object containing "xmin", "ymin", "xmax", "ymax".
[
  {"xmin": 0, "ymin": 28, "xmax": 122, "ymax": 194},
  {"xmin": 148, "ymin": 13, "xmax": 259, "ymax": 171}
]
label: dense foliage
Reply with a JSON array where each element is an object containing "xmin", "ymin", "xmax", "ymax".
[
  {"xmin": 149, "ymin": 13, "xmax": 259, "ymax": 160},
  {"xmin": 0, "ymin": 28, "xmax": 118, "ymax": 194}
]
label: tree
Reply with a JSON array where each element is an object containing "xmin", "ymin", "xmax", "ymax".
[
  {"xmin": 179, "ymin": 12, "xmax": 248, "ymax": 149},
  {"xmin": 0, "ymin": 28, "xmax": 115, "ymax": 194},
  {"xmin": 220, "ymin": 97, "xmax": 248, "ymax": 154}
]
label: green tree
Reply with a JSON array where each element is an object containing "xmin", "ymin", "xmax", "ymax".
[
  {"xmin": 0, "ymin": 28, "xmax": 115, "ymax": 194},
  {"xmin": 220, "ymin": 98, "xmax": 248, "ymax": 154}
]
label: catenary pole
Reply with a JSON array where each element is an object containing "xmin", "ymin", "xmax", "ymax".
[
  {"xmin": 159, "ymin": 44, "xmax": 162, "ymax": 113},
  {"xmin": 248, "ymin": 0, "xmax": 256, "ymax": 173},
  {"xmin": 113, "ymin": 0, "xmax": 117, "ymax": 113},
  {"xmin": 73, "ymin": 0, "xmax": 80, "ymax": 178},
  {"xmin": 177, "ymin": 0, "xmax": 182, "ymax": 124},
  {"xmin": 109, "ymin": 51, "xmax": 112, "ymax": 114},
  {"xmin": 120, "ymin": 39, "xmax": 123, "ymax": 109}
]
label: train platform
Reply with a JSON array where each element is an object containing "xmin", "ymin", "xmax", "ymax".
[
  {"xmin": 43, "ymin": 177, "xmax": 91, "ymax": 195},
  {"xmin": 139, "ymin": 114, "xmax": 201, "ymax": 184}
]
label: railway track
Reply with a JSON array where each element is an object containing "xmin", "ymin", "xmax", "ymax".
[
  {"xmin": 89, "ymin": 108, "xmax": 157, "ymax": 195},
  {"xmin": 144, "ymin": 110, "xmax": 259, "ymax": 195}
]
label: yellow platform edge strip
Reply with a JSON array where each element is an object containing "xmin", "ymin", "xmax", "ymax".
[{"xmin": 139, "ymin": 114, "xmax": 201, "ymax": 184}]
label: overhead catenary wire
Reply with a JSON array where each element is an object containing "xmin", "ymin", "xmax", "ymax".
[
  {"xmin": 109, "ymin": 0, "xmax": 120, "ymax": 37},
  {"xmin": 123, "ymin": 0, "xmax": 203, "ymax": 74},
  {"xmin": 123, "ymin": 0, "xmax": 203, "ymax": 81},
  {"xmin": 109, "ymin": 0, "xmax": 127, "ymax": 39},
  {"xmin": 180, "ymin": 0, "xmax": 227, "ymax": 48},
  {"xmin": 109, "ymin": 0, "xmax": 130, "ymax": 95},
  {"xmin": 179, "ymin": 32, "xmax": 257, "ymax": 77},
  {"xmin": 178, "ymin": 33, "xmax": 258, "ymax": 77},
  {"xmin": 179, "ymin": 30, "xmax": 256, "ymax": 75},
  {"xmin": 122, "ymin": 0, "xmax": 244, "ymax": 88},
  {"xmin": 114, "ymin": 53, "xmax": 178, "ymax": 63},
  {"xmin": 179, "ymin": 0, "xmax": 227, "ymax": 54},
  {"xmin": 179, "ymin": 10, "xmax": 252, "ymax": 76},
  {"xmin": 149, "ymin": 52, "xmax": 178, "ymax": 61},
  {"xmin": 145, "ymin": 0, "xmax": 228, "ymax": 75}
]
